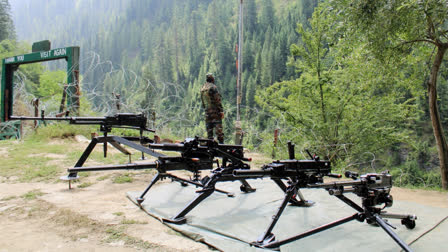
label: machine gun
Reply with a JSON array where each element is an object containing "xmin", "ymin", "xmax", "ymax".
[
  {"xmin": 11, "ymin": 112, "xmax": 156, "ymax": 187},
  {"xmin": 11, "ymin": 112, "xmax": 154, "ymax": 158},
  {"xmin": 11, "ymin": 112, "xmax": 153, "ymax": 134},
  {"xmin": 10, "ymin": 112, "xmax": 156, "ymax": 187},
  {"xmin": 258, "ymin": 171, "xmax": 417, "ymax": 251},
  {"xmin": 67, "ymin": 137, "xmax": 256, "ymax": 224},
  {"xmin": 233, "ymin": 141, "xmax": 341, "ymax": 246}
]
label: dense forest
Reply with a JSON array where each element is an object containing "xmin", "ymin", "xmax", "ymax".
[{"xmin": 2, "ymin": 0, "xmax": 448, "ymax": 189}]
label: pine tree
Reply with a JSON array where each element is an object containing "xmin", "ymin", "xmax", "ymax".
[{"xmin": 0, "ymin": 0, "xmax": 15, "ymax": 41}]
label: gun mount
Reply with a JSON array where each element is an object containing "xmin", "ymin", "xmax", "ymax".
[
  {"xmin": 259, "ymin": 171, "xmax": 416, "ymax": 252},
  {"xmin": 67, "ymin": 137, "xmax": 256, "ymax": 224}
]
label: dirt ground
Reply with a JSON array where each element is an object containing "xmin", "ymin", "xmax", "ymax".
[
  {"xmin": 0, "ymin": 139, "xmax": 447, "ymax": 252},
  {"xmin": 0, "ymin": 171, "xmax": 212, "ymax": 252}
]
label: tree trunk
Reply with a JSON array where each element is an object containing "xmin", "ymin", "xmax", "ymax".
[{"xmin": 428, "ymin": 44, "xmax": 448, "ymax": 189}]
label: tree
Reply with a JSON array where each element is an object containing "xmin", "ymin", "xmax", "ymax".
[
  {"xmin": 37, "ymin": 70, "xmax": 66, "ymax": 98},
  {"xmin": 256, "ymin": 5, "xmax": 416, "ymax": 165},
  {"xmin": 259, "ymin": 0, "xmax": 275, "ymax": 29},
  {"xmin": 327, "ymin": 0, "xmax": 448, "ymax": 189},
  {"xmin": 0, "ymin": 0, "xmax": 15, "ymax": 41}
]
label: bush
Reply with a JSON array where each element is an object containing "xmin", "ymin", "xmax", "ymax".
[
  {"xmin": 26, "ymin": 123, "xmax": 96, "ymax": 141},
  {"xmin": 390, "ymin": 161, "xmax": 442, "ymax": 189}
]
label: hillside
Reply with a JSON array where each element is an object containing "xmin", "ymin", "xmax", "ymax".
[{"xmin": 4, "ymin": 0, "xmax": 448, "ymax": 189}]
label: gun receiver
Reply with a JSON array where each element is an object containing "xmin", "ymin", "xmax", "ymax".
[
  {"xmin": 310, "ymin": 172, "xmax": 393, "ymax": 203},
  {"xmin": 234, "ymin": 159, "xmax": 333, "ymax": 182},
  {"xmin": 147, "ymin": 137, "xmax": 250, "ymax": 163},
  {"xmin": 260, "ymin": 171, "xmax": 417, "ymax": 252}
]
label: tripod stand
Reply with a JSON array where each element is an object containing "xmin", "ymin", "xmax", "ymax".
[{"xmin": 256, "ymin": 172, "xmax": 417, "ymax": 251}]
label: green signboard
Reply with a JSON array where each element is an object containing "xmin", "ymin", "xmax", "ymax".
[
  {"xmin": 1, "ymin": 46, "xmax": 80, "ymax": 122},
  {"xmin": 32, "ymin": 40, "xmax": 51, "ymax": 52}
]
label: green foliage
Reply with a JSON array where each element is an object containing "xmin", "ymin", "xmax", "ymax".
[
  {"xmin": 27, "ymin": 123, "xmax": 95, "ymax": 141},
  {"xmin": 258, "ymin": 6, "xmax": 417, "ymax": 163},
  {"xmin": 37, "ymin": 70, "xmax": 66, "ymax": 98},
  {"xmin": 391, "ymin": 161, "xmax": 442, "ymax": 189},
  {"xmin": 0, "ymin": 0, "xmax": 15, "ymax": 41},
  {"xmin": 0, "ymin": 40, "xmax": 44, "ymax": 96},
  {"xmin": 320, "ymin": 0, "xmax": 448, "ymax": 188}
]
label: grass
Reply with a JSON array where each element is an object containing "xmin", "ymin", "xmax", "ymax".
[
  {"xmin": 0, "ymin": 131, "xmax": 135, "ymax": 182},
  {"xmin": 120, "ymin": 218, "xmax": 148, "ymax": 225},
  {"xmin": 27, "ymin": 123, "xmax": 95, "ymax": 141},
  {"xmin": 0, "ymin": 137, "xmax": 77, "ymax": 182},
  {"xmin": 21, "ymin": 189, "xmax": 45, "ymax": 200},
  {"xmin": 96, "ymin": 175, "xmax": 110, "ymax": 181},
  {"xmin": 112, "ymin": 173, "xmax": 133, "ymax": 184},
  {"xmin": 113, "ymin": 212, "xmax": 124, "ymax": 216},
  {"xmin": 1, "ymin": 195, "xmax": 17, "ymax": 201},
  {"xmin": 78, "ymin": 182, "xmax": 93, "ymax": 188},
  {"xmin": 104, "ymin": 226, "xmax": 157, "ymax": 249}
]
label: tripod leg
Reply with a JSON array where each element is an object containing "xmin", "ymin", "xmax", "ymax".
[
  {"xmin": 295, "ymin": 189, "xmax": 314, "ymax": 206},
  {"xmin": 137, "ymin": 172, "xmax": 161, "ymax": 204},
  {"xmin": 262, "ymin": 213, "xmax": 359, "ymax": 249},
  {"xmin": 163, "ymin": 171, "xmax": 225, "ymax": 224},
  {"xmin": 163, "ymin": 187, "xmax": 215, "ymax": 224},
  {"xmin": 272, "ymin": 179, "xmax": 313, "ymax": 207},
  {"xmin": 239, "ymin": 179, "xmax": 256, "ymax": 193},
  {"xmin": 61, "ymin": 138, "xmax": 99, "ymax": 185},
  {"xmin": 254, "ymin": 185, "xmax": 297, "ymax": 246},
  {"xmin": 374, "ymin": 215, "xmax": 413, "ymax": 252},
  {"xmin": 74, "ymin": 137, "xmax": 100, "ymax": 168},
  {"xmin": 168, "ymin": 173, "xmax": 234, "ymax": 197}
]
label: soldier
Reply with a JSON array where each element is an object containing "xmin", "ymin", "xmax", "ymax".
[{"xmin": 201, "ymin": 73, "xmax": 224, "ymax": 143}]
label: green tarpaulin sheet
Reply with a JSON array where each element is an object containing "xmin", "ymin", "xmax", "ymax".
[{"xmin": 127, "ymin": 179, "xmax": 447, "ymax": 251}]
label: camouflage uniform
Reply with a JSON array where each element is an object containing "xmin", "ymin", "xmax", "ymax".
[{"xmin": 201, "ymin": 80, "xmax": 224, "ymax": 143}]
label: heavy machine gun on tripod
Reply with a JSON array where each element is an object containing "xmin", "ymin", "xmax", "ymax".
[
  {"xmin": 257, "ymin": 171, "xmax": 417, "ymax": 251},
  {"xmin": 67, "ymin": 137, "xmax": 257, "ymax": 224},
  {"xmin": 233, "ymin": 141, "xmax": 341, "ymax": 247},
  {"xmin": 10, "ymin": 112, "xmax": 157, "ymax": 186}
]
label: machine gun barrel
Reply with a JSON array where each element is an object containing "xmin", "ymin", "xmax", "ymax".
[{"xmin": 309, "ymin": 172, "xmax": 392, "ymax": 190}]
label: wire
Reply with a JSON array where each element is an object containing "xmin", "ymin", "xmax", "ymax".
[{"xmin": 407, "ymin": 215, "xmax": 448, "ymax": 247}]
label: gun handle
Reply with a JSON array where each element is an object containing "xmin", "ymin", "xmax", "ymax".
[
  {"xmin": 288, "ymin": 141, "xmax": 295, "ymax": 159},
  {"xmin": 328, "ymin": 173, "xmax": 342, "ymax": 178}
]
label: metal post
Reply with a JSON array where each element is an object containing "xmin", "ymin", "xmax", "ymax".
[
  {"xmin": 234, "ymin": 0, "xmax": 244, "ymax": 145},
  {"xmin": 33, "ymin": 99, "xmax": 39, "ymax": 129}
]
